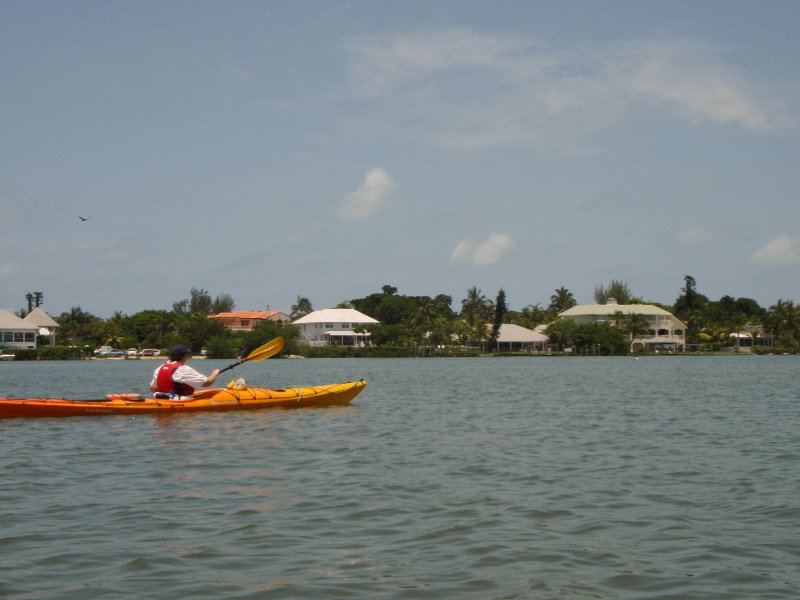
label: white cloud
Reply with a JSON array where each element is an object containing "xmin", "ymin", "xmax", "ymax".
[
  {"xmin": 343, "ymin": 29, "xmax": 788, "ymax": 151},
  {"xmin": 750, "ymin": 235, "xmax": 800, "ymax": 267},
  {"xmin": 340, "ymin": 168, "xmax": 394, "ymax": 219},
  {"xmin": 623, "ymin": 39, "xmax": 770, "ymax": 129},
  {"xmin": 450, "ymin": 232, "xmax": 514, "ymax": 266}
]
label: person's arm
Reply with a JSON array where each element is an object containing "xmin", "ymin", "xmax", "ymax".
[
  {"xmin": 149, "ymin": 367, "xmax": 160, "ymax": 393},
  {"xmin": 201, "ymin": 369, "xmax": 221, "ymax": 387},
  {"xmin": 173, "ymin": 365, "xmax": 220, "ymax": 389}
]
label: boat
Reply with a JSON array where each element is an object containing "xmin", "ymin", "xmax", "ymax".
[{"xmin": 0, "ymin": 380, "xmax": 366, "ymax": 418}]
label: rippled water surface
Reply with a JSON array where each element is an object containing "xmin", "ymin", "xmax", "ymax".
[{"xmin": 1, "ymin": 356, "xmax": 799, "ymax": 599}]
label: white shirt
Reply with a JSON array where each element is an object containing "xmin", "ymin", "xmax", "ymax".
[{"xmin": 150, "ymin": 362, "xmax": 209, "ymax": 397}]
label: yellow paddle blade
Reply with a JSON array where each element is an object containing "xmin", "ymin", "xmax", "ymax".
[
  {"xmin": 243, "ymin": 336, "xmax": 284, "ymax": 362},
  {"xmin": 218, "ymin": 337, "xmax": 285, "ymax": 375}
]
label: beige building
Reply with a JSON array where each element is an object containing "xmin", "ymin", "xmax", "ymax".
[
  {"xmin": 559, "ymin": 299, "xmax": 686, "ymax": 353},
  {"xmin": 23, "ymin": 307, "xmax": 60, "ymax": 345},
  {"xmin": 494, "ymin": 323, "xmax": 549, "ymax": 352},
  {"xmin": 0, "ymin": 309, "xmax": 38, "ymax": 350},
  {"xmin": 292, "ymin": 308, "xmax": 379, "ymax": 346},
  {"xmin": 209, "ymin": 309, "xmax": 290, "ymax": 332}
]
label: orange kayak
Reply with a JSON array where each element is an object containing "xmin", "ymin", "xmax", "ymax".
[{"xmin": 0, "ymin": 380, "xmax": 366, "ymax": 418}]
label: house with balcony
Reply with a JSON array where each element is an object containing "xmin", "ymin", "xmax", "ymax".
[
  {"xmin": 292, "ymin": 308, "xmax": 379, "ymax": 346},
  {"xmin": 208, "ymin": 309, "xmax": 290, "ymax": 332},
  {"xmin": 558, "ymin": 299, "xmax": 686, "ymax": 353}
]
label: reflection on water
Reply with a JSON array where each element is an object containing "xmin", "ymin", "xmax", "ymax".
[{"xmin": 1, "ymin": 356, "xmax": 799, "ymax": 599}]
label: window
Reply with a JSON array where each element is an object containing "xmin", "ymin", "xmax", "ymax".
[
  {"xmin": 14, "ymin": 332, "xmax": 23, "ymax": 342},
  {"xmin": 25, "ymin": 333, "xmax": 35, "ymax": 342}
]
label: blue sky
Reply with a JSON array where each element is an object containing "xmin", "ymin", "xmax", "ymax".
[{"xmin": 2, "ymin": 1, "xmax": 799, "ymax": 317}]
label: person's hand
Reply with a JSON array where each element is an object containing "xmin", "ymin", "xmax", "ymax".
[{"xmin": 202, "ymin": 368, "xmax": 221, "ymax": 387}]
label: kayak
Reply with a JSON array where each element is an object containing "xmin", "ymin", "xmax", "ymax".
[{"xmin": 0, "ymin": 380, "xmax": 366, "ymax": 419}]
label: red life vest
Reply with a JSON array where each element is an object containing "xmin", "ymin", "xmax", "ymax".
[{"xmin": 156, "ymin": 362, "xmax": 195, "ymax": 396}]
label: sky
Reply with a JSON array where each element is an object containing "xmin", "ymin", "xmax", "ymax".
[{"xmin": 2, "ymin": 1, "xmax": 800, "ymax": 318}]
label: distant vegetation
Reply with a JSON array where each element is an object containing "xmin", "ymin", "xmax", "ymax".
[{"xmin": 11, "ymin": 276, "xmax": 800, "ymax": 359}]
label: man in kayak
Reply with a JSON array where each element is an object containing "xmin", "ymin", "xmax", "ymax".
[{"xmin": 149, "ymin": 344, "xmax": 220, "ymax": 399}]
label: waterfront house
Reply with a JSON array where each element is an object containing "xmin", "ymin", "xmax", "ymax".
[
  {"xmin": 208, "ymin": 309, "xmax": 290, "ymax": 332},
  {"xmin": 558, "ymin": 299, "xmax": 686, "ymax": 353},
  {"xmin": 0, "ymin": 309, "xmax": 38, "ymax": 350},
  {"xmin": 292, "ymin": 308, "xmax": 379, "ymax": 346},
  {"xmin": 494, "ymin": 323, "xmax": 549, "ymax": 352},
  {"xmin": 23, "ymin": 307, "xmax": 60, "ymax": 345}
]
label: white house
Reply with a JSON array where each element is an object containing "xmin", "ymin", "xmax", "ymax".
[
  {"xmin": 0, "ymin": 309, "xmax": 39, "ymax": 350},
  {"xmin": 292, "ymin": 308, "xmax": 379, "ymax": 346},
  {"xmin": 558, "ymin": 299, "xmax": 686, "ymax": 353},
  {"xmin": 23, "ymin": 307, "xmax": 60, "ymax": 346},
  {"xmin": 494, "ymin": 323, "xmax": 549, "ymax": 352}
]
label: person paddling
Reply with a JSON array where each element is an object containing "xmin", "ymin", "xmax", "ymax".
[{"xmin": 150, "ymin": 344, "xmax": 220, "ymax": 400}]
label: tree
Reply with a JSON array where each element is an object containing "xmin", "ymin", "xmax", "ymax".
[
  {"xmin": 509, "ymin": 304, "xmax": 547, "ymax": 330},
  {"xmin": 461, "ymin": 287, "xmax": 491, "ymax": 318},
  {"xmin": 673, "ymin": 275, "xmax": 709, "ymax": 342},
  {"xmin": 211, "ymin": 293, "xmax": 235, "ymax": 314},
  {"xmin": 594, "ymin": 279, "xmax": 632, "ymax": 304},
  {"xmin": 189, "ymin": 287, "xmax": 213, "ymax": 315},
  {"xmin": 624, "ymin": 312, "xmax": 651, "ymax": 342},
  {"xmin": 673, "ymin": 275, "xmax": 708, "ymax": 316},
  {"xmin": 55, "ymin": 306, "xmax": 103, "ymax": 346},
  {"xmin": 545, "ymin": 319, "xmax": 574, "ymax": 351},
  {"xmin": 491, "ymin": 289, "xmax": 507, "ymax": 348},
  {"xmin": 548, "ymin": 287, "xmax": 576, "ymax": 313},
  {"xmin": 765, "ymin": 299, "xmax": 800, "ymax": 348},
  {"xmin": 571, "ymin": 323, "xmax": 627, "ymax": 355},
  {"xmin": 290, "ymin": 296, "xmax": 313, "ymax": 319}
]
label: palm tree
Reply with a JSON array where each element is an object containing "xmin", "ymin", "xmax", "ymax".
[
  {"xmin": 766, "ymin": 299, "xmax": 800, "ymax": 347},
  {"xmin": 461, "ymin": 287, "xmax": 490, "ymax": 316},
  {"xmin": 624, "ymin": 312, "xmax": 651, "ymax": 351},
  {"xmin": 290, "ymin": 296, "xmax": 313, "ymax": 319},
  {"xmin": 549, "ymin": 287, "xmax": 576, "ymax": 314}
]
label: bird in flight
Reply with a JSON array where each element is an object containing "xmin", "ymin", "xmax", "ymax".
[{"xmin": 78, "ymin": 216, "xmax": 91, "ymax": 221}]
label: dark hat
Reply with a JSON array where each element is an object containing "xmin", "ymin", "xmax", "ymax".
[{"xmin": 169, "ymin": 344, "xmax": 192, "ymax": 360}]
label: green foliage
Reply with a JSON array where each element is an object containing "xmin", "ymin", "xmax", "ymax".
[
  {"xmin": 290, "ymin": 296, "xmax": 313, "ymax": 319},
  {"xmin": 28, "ymin": 276, "xmax": 793, "ymax": 358},
  {"xmin": 11, "ymin": 348, "xmax": 37, "ymax": 361},
  {"xmin": 545, "ymin": 319, "xmax": 575, "ymax": 350},
  {"xmin": 509, "ymin": 304, "xmax": 548, "ymax": 329},
  {"xmin": 570, "ymin": 323, "xmax": 628, "ymax": 355},
  {"xmin": 177, "ymin": 313, "xmax": 228, "ymax": 353},
  {"xmin": 491, "ymin": 289, "xmax": 507, "ymax": 346},
  {"xmin": 204, "ymin": 335, "xmax": 242, "ymax": 359},
  {"xmin": 35, "ymin": 345, "xmax": 85, "ymax": 360},
  {"xmin": 549, "ymin": 287, "xmax": 576, "ymax": 313},
  {"xmin": 242, "ymin": 321, "xmax": 300, "ymax": 355},
  {"xmin": 211, "ymin": 293, "xmax": 235, "ymax": 314},
  {"xmin": 594, "ymin": 279, "xmax": 633, "ymax": 304}
]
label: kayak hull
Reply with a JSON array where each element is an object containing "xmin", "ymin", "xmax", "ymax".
[{"xmin": 0, "ymin": 380, "xmax": 365, "ymax": 418}]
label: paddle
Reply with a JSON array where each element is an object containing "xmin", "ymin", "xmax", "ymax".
[{"xmin": 218, "ymin": 336, "xmax": 284, "ymax": 375}]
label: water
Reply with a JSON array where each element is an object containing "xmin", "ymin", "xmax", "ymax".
[{"xmin": 1, "ymin": 356, "xmax": 798, "ymax": 599}]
